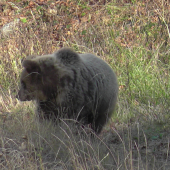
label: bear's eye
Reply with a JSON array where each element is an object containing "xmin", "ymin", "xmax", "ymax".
[{"xmin": 21, "ymin": 81, "xmax": 26, "ymax": 89}]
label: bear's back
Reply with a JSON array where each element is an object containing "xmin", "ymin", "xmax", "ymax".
[
  {"xmin": 79, "ymin": 53, "xmax": 118, "ymax": 93},
  {"xmin": 79, "ymin": 53, "xmax": 118, "ymax": 112}
]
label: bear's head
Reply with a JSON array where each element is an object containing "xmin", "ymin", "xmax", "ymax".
[
  {"xmin": 17, "ymin": 48, "xmax": 81, "ymax": 102},
  {"xmin": 17, "ymin": 54, "xmax": 58, "ymax": 101}
]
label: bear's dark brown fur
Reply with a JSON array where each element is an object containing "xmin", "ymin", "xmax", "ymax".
[{"xmin": 17, "ymin": 48, "xmax": 118, "ymax": 134}]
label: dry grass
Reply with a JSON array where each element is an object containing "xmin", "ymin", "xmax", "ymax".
[{"xmin": 1, "ymin": 102, "xmax": 170, "ymax": 169}]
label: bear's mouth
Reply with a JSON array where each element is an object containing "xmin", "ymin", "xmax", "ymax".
[
  {"xmin": 16, "ymin": 89, "xmax": 34, "ymax": 101},
  {"xmin": 16, "ymin": 93, "xmax": 32, "ymax": 101}
]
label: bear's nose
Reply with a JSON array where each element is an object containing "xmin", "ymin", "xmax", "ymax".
[
  {"xmin": 16, "ymin": 94, "xmax": 19, "ymax": 99},
  {"xmin": 16, "ymin": 92, "xmax": 21, "ymax": 100}
]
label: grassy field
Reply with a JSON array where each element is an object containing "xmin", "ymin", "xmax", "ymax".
[{"xmin": 0, "ymin": 0, "xmax": 170, "ymax": 169}]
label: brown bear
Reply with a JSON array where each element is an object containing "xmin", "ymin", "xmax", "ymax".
[{"xmin": 17, "ymin": 48, "xmax": 118, "ymax": 134}]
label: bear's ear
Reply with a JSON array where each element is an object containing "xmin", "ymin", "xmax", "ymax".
[
  {"xmin": 22, "ymin": 59, "xmax": 41, "ymax": 74},
  {"xmin": 56, "ymin": 48, "xmax": 80, "ymax": 65}
]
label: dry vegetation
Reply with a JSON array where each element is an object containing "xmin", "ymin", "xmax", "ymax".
[{"xmin": 0, "ymin": 0, "xmax": 170, "ymax": 169}]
